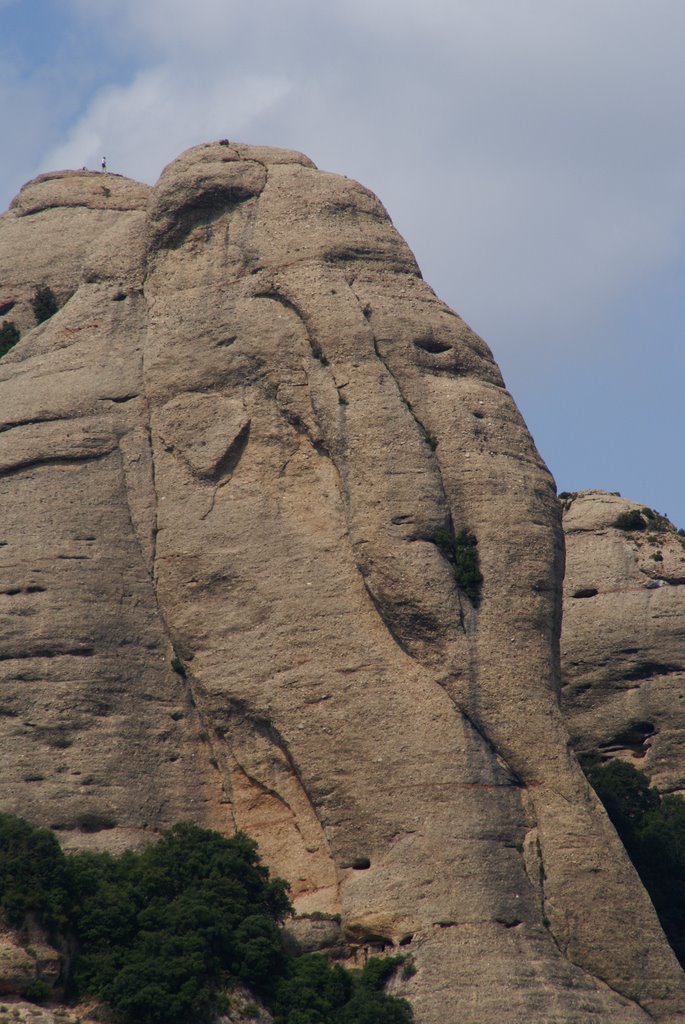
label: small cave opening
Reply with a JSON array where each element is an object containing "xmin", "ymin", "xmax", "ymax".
[
  {"xmin": 572, "ymin": 587, "xmax": 598, "ymax": 599},
  {"xmin": 414, "ymin": 337, "xmax": 452, "ymax": 355},
  {"xmin": 599, "ymin": 721, "xmax": 656, "ymax": 758}
]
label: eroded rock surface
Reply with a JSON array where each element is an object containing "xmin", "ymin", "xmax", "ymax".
[
  {"xmin": 561, "ymin": 490, "xmax": 685, "ymax": 794},
  {"xmin": 1, "ymin": 145, "xmax": 684, "ymax": 1022}
]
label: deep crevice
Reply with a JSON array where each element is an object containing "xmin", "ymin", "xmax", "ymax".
[
  {"xmin": 0, "ymin": 646, "xmax": 95, "ymax": 661},
  {"xmin": 279, "ymin": 406, "xmax": 333, "ymax": 462},
  {"xmin": 352, "ymin": 284, "xmax": 479, "ymax": 616},
  {"xmin": 0, "ymin": 413, "xmax": 74, "ymax": 434},
  {"xmin": 0, "ymin": 584, "xmax": 46, "ymax": 595},
  {"xmin": 254, "ymin": 290, "xmax": 330, "ymax": 366},
  {"xmin": 209, "ymin": 421, "xmax": 251, "ymax": 482},
  {"xmin": 0, "ymin": 450, "xmax": 114, "ymax": 478}
]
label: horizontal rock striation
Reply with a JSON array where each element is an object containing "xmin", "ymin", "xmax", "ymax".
[{"xmin": 1, "ymin": 145, "xmax": 684, "ymax": 1022}]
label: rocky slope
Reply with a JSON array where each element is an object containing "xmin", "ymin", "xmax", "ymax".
[
  {"xmin": 561, "ymin": 490, "xmax": 685, "ymax": 792},
  {"xmin": 1, "ymin": 144, "xmax": 684, "ymax": 1022}
]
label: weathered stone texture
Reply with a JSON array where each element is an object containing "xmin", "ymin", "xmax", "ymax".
[
  {"xmin": 1, "ymin": 145, "xmax": 684, "ymax": 1021},
  {"xmin": 561, "ymin": 490, "xmax": 685, "ymax": 793}
]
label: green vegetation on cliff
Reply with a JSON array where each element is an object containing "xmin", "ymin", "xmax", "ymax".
[
  {"xmin": 0, "ymin": 816, "xmax": 412, "ymax": 1024},
  {"xmin": 31, "ymin": 285, "xmax": 59, "ymax": 324},
  {"xmin": 0, "ymin": 321, "xmax": 20, "ymax": 358},
  {"xmin": 585, "ymin": 760, "xmax": 685, "ymax": 967}
]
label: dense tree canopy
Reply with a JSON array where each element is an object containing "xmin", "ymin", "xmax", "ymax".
[{"xmin": 0, "ymin": 816, "xmax": 412, "ymax": 1024}]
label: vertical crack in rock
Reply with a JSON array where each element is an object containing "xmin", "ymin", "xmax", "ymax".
[{"xmin": 350, "ymin": 283, "xmax": 473, "ymax": 635}]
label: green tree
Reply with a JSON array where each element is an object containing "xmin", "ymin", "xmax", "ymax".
[
  {"xmin": 0, "ymin": 816, "xmax": 413, "ymax": 1024},
  {"xmin": 0, "ymin": 812, "xmax": 70, "ymax": 933}
]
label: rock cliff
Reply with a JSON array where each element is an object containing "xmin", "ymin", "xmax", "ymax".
[
  {"xmin": 561, "ymin": 490, "xmax": 685, "ymax": 793},
  {"xmin": 1, "ymin": 144, "xmax": 684, "ymax": 1022}
]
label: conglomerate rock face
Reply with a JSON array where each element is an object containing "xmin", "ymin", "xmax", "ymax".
[
  {"xmin": 1, "ymin": 144, "xmax": 684, "ymax": 1022},
  {"xmin": 561, "ymin": 490, "xmax": 685, "ymax": 793}
]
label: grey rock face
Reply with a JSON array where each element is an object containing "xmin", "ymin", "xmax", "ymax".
[
  {"xmin": 561, "ymin": 490, "xmax": 685, "ymax": 794},
  {"xmin": 1, "ymin": 145, "xmax": 684, "ymax": 1022}
]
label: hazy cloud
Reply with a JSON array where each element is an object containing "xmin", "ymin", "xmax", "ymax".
[
  {"xmin": 44, "ymin": 68, "xmax": 293, "ymax": 184},
  {"xmin": 3, "ymin": 0, "xmax": 685, "ymax": 519},
  {"xmin": 39, "ymin": 0, "xmax": 685, "ymax": 352}
]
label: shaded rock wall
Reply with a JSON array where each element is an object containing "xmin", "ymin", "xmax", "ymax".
[{"xmin": 1, "ymin": 146, "xmax": 684, "ymax": 1022}]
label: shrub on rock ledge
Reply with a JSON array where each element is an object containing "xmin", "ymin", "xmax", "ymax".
[{"xmin": 0, "ymin": 321, "xmax": 20, "ymax": 358}]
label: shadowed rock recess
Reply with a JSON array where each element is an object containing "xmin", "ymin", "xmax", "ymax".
[{"xmin": 0, "ymin": 145, "xmax": 684, "ymax": 1022}]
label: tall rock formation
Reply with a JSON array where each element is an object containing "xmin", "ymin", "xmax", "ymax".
[
  {"xmin": 1, "ymin": 144, "xmax": 684, "ymax": 1022},
  {"xmin": 561, "ymin": 490, "xmax": 685, "ymax": 792}
]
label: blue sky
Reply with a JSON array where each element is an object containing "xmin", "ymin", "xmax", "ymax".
[{"xmin": 2, "ymin": 0, "xmax": 684, "ymax": 525}]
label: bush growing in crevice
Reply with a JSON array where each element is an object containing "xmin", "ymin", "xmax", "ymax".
[
  {"xmin": 0, "ymin": 321, "xmax": 20, "ymax": 358},
  {"xmin": 32, "ymin": 285, "xmax": 59, "ymax": 324},
  {"xmin": 170, "ymin": 654, "xmax": 187, "ymax": 676},
  {"xmin": 432, "ymin": 527, "xmax": 483, "ymax": 606},
  {"xmin": 453, "ymin": 529, "xmax": 483, "ymax": 606}
]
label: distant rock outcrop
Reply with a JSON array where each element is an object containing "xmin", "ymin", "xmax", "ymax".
[
  {"xmin": 561, "ymin": 490, "xmax": 685, "ymax": 793},
  {"xmin": 1, "ymin": 145, "xmax": 684, "ymax": 1022}
]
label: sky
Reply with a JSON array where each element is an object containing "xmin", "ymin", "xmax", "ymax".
[{"xmin": 1, "ymin": 0, "xmax": 684, "ymax": 525}]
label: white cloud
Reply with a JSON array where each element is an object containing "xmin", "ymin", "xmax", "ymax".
[
  {"xmin": 8, "ymin": 0, "xmax": 685, "ymax": 352},
  {"xmin": 3, "ymin": 0, "xmax": 685, "ymax": 517},
  {"xmin": 43, "ymin": 66, "xmax": 292, "ymax": 184}
]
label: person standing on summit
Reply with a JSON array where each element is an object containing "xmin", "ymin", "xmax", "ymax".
[{"xmin": 101, "ymin": 157, "xmax": 107, "ymax": 172}]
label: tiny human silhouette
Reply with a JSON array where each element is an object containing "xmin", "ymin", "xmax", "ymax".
[{"xmin": 101, "ymin": 157, "xmax": 107, "ymax": 172}]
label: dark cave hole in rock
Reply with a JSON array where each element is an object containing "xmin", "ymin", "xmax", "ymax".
[
  {"xmin": 599, "ymin": 721, "xmax": 656, "ymax": 758},
  {"xmin": 573, "ymin": 587, "xmax": 599, "ymax": 599},
  {"xmin": 76, "ymin": 812, "xmax": 117, "ymax": 833},
  {"xmin": 414, "ymin": 337, "xmax": 452, "ymax": 355}
]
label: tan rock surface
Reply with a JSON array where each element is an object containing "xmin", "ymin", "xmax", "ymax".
[
  {"xmin": 561, "ymin": 490, "xmax": 685, "ymax": 792},
  {"xmin": 1, "ymin": 144, "xmax": 684, "ymax": 1021}
]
